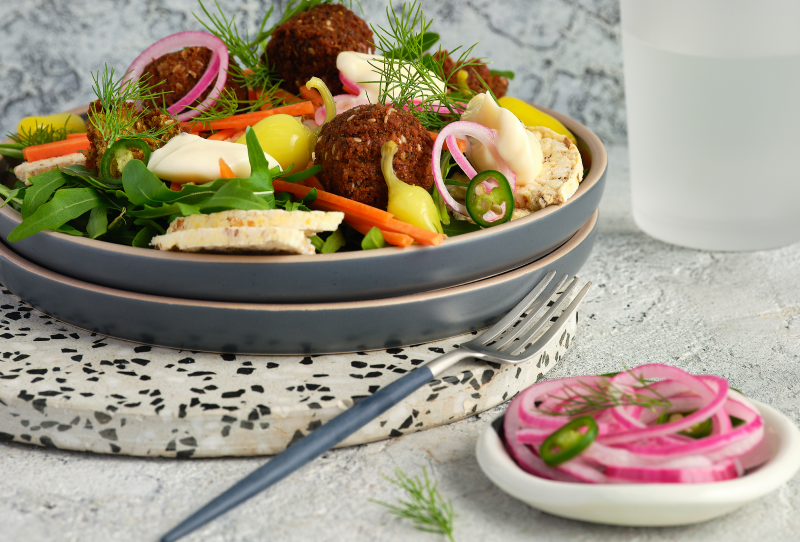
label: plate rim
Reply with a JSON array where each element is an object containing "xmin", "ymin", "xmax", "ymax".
[{"xmin": 0, "ymin": 211, "xmax": 598, "ymax": 311}]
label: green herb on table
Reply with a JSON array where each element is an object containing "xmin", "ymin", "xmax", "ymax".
[{"xmin": 371, "ymin": 467, "xmax": 456, "ymax": 542}]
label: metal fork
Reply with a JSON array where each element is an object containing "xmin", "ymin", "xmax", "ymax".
[{"xmin": 160, "ymin": 271, "xmax": 591, "ymax": 542}]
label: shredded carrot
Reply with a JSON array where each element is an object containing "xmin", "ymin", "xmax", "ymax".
[
  {"xmin": 345, "ymin": 218, "xmax": 414, "ymax": 247},
  {"xmin": 207, "ymin": 128, "xmax": 239, "ymax": 141},
  {"xmin": 428, "ymin": 130, "xmax": 467, "ymax": 153},
  {"xmin": 272, "ymin": 179, "xmax": 394, "ymax": 224},
  {"xmin": 169, "ymin": 182, "xmax": 182, "ymax": 192},
  {"xmin": 298, "ymin": 86, "xmax": 324, "ymax": 108},
  {"xmin": 183, "ymin": 101, "xmax": 315, "ymax": 131},
  {"xmin": 66, "ymin": 132, "xmax": 88, "ymax": 139},
  {"xmin": 219, "ymin": 158, "xmax": 236, "ymax": 179},
  {"xmin": 23, "ymin": 135, "xmax": 90, "ymax": 162}
]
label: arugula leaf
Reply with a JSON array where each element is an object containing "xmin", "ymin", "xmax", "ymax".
[
  {"xmin": 87, "ymin": 206, "xmax": 109, "ymax": 239},
  {"xmin": 132, "ymin": 225, "xmax": 158, "ymax": 248},
  {"xmin": 361, "ymin": 227, "xmax": 387, "ymax": 250},
  {"xmin": 54, "ymin": 224, "xmax": 84, "ymax": 236},
  {"xmin": 490, "ymin": 69, "xmax": 515, "ymax": 80},
  {"xmin": 320, "ymin": 229, "xmax": 346, "ymax": 253},
  {"xmin": 121, "ymin": 159, "xmax": 178, "ymax": 206},
  {"xmin": 199, "ymin": 179, "xmax": 271, "ymax": 213},
  {"xmin": 133, "ymin": 217, "xmax": 166, "ymax": 235},
  {"xmin": 127, "ymin": 202, "xmax": 202, "ymax": 218},
  {"xmin": 244, "ymin": 127, "xmax": 275, "ymax": 207},
  {"xmin": 441, "ymin": 219, "xmax": 481, "ymax": 237},
  {"xmin": 0, "ymin": 188, "xmax": 21, "ymax": 208},
  {"xmin": 21, "ymin": 169, "xmax": 66, "ymax": 219},
  {"xmin": 279, "ymin": 164, "xmax": 322, "ymax": 184},
  {"xmin": 8, "ymin": 187, "xmax": 104, "ymax": 242}
]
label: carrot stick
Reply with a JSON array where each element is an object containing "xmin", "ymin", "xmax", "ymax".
[
  {"xmin": 219, "ymin": 158, "xmax": 236, "ymax": 178},
  {"xmin": 23, "ymin": 135, "xmax": 90, "ymax": 162},
  {"xmin": 299, "ymin": 176, "xmax": 324, "ymax": 191},
  {"xmin": 298, "ymin": 86, "xmax": 324, "ymax": 108},
  {"xmin": 428, "ymin": 130, "xmax": 467, "ymax": 153},
  {"xmin": 207, "ymin": 128, "xmax": 239, "ymax": 141},
  {"xmin": 183, "ymin": 101, "xmax": 315, "ymax": 131},
  {"xmin": 272, "ymin": 179, "xmax": 394, "ymax": 224},
  {"xmin": 378, "ymin": 218, "xmax": 446, "ymax": 246},
  {"xmin": 345, "ymin": 218, "xmax": 413, "ymax": 247},
  {"xmin": 66, "ymin": 132, "xmax": 88, "ymax": 139}
]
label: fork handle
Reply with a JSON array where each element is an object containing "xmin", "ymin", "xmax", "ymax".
[{"xmin": 160, "ymin": 349, "xmax": 471, "ymax": 542}]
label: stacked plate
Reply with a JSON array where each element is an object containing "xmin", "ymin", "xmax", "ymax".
[{"xmin": 0, "ymin": 105, "xmax": 606, "ymax": 354}]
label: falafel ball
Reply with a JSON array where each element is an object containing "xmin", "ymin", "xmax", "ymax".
[
  {"xmin": 435, "ymin": 50, "xmax": 509, "ymax": 98},
  {"xmin": 265, "ymin": 4, "xmax": 374, "ymax": 95},
  {"xmin": 140, "ymin": 46, "xmax": 248, "ymax": 111},
  {"xmin": 314, "ymin": 104, "xmax": 434, "ymax": 210},
  {"xmin": 85, "ymin": 100, "xmax": 186, "ymax": 172}
]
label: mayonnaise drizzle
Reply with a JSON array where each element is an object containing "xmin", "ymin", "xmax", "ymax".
[{"xmin": 460, "ymin": 93, "xmax": 544, "ymax": 188}]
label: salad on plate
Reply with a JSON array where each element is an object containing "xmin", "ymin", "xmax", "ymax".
[{"xmin": 0, "ymin": 0, "xmax": 584, "ymax": 256}]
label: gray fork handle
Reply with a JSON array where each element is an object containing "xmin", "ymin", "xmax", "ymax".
[{"xmin": 160, "ymin": 348, "xmax": 474, "ymax": 542}]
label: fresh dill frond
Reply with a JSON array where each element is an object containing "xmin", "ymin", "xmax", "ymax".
[
  {"xmin": 369, "ymin": 1, "xmax": 484, "ymax": 131},
  {"xmin": 89, "ymin": 64, "xmax": 175, "ymax": 145},
  {"xmin": 195, "ymin": 0, "xmax": 278, "ymax": 92},
  {"xmin": 371, "ymin": 467, "xmax": 456, "ymax": 542},
  {"xmin": 539, "ymin": 371, "xmax": 672, "ymax": 417}
]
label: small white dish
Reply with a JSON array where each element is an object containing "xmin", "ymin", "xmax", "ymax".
[{"xmin": 476, "ymin": 400, "xmax": 800, "ymax": 526}]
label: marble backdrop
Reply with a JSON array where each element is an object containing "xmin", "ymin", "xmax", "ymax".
[{"xmin": 0, "ymin": 0, "xmax": 625, "ymax": 144}]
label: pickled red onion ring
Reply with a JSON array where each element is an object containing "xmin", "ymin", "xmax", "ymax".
[
  {"xmin": 504, "ymin": 364, "xmax": 767, "ymax": 484},
  {"xmin": 122, "ymin": 31, "xmax": 229, "ymax": 122},
  {"xmin": 431, "ymin": 120, "xmax": 516, "ymax": 217}
]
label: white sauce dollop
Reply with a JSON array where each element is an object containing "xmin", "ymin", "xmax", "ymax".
[
  {"xmin": 336, "ymin": 51, "xmax": 446, "ymax": 104},
  {"xmin": 460, "ymin": 93, "xmax": 544, "ymax": 187},
  {"xmin": 148, "ymin": 133, "xmax": 280, "ymax": 183}
]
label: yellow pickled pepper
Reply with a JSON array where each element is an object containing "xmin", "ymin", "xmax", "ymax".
[
  {"xmin": 381, "ymin": 141, "xmax": 443, "ymax": 234},
  {"xmin": 497, "ymin": 96, "xmax": 576, "ymax": 144},
  {"xmin": 17, "ymin": 113, "xmax": 86, "ymax": 134}
]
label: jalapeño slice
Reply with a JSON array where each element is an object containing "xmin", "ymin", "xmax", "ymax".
[
  {"xmin": 539, "ymin": 416, "xmax": 599, "ymax": 467},
  {"xmin": 465, "ymin": 170, "xmax": 514, "ymax": 227},
  {"xmin": 100, "ymin": 138, "xmax": 152, "ymax": 184}
]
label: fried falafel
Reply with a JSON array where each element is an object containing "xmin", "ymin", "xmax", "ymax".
[
  {"xmin": 265, "ymin": 4, "xmax": 374, "ymax": 95},
  {"xmin": 140, "ymin": 46, "xmax": 248, "ymax": 111},
  {"xmin": 435, "ymin": 50, "xmax": 509, "ymax": 98},
  {"xmin": 314, "ymin": 103, "xmax": 434, "ymax": 210}
]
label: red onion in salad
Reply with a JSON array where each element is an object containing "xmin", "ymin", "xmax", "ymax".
[
  {"xmin": 313, "ymin": 93, "xmax": 371, "ymax": 126},
  {"xmin": 504, "ymin": 364, "xmax": 767, "ymax": 484},
  {"xmin": 339, "ymin": 72, "xmax": 362, "ymax": 96},
  {"xmin": 431, "ymin": 120, "xmax": 516, "ymax": 218},
  {"xmin": 122, "ymin": 31, "xmax": 229, "ymax": 122}
]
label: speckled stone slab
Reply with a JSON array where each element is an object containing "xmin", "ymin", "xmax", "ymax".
[{"xmin": 0, "ymin": 285, "xmax": 578, "ymax": 457}]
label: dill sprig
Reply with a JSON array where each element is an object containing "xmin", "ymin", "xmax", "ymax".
[
  {"xmin": 369, "ymin": 1, "xmax": 483, "ymax": 131},
  {"xmin": 6, "ymin": 120, "xmax": 69, "ymax": 148},
  {"xmin": 89, "ymin": 64, "xmax": 175, "ymax": 145},
  {"xmin": 371, "ymin": 467, "xmax": 456, "ymax": 541},
  {"xmin": 539, "ymin": 371, "xmax": 672, "ymax": 417}
]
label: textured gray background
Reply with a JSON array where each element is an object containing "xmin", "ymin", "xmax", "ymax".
[{"xmin": 0, "ymin": 0, "xmax": 625, "ymax": 144}]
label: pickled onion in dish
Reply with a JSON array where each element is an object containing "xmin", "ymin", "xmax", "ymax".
[
  {"xmin": 431, "ymin": 120, "xmax": 516, "ymax": 217},
  {"xmin": 503, "ymin": 364, "xmax": 767, "ymax": 484},
  {"xmin": 122, "ymin": 31, "xmax": 229, "ymax": 122},
  {"xmin": 314, "ymin": 93, "xmax": 371, "ymax": 126},
  {"xmin": 339, "ymin": 72, "xmax": 362, "ymax": 95}
]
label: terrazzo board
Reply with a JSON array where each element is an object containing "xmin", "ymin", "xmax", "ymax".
[{"xmin": 0, "ymin": 285, "xmax": 577, "ymax": 457}]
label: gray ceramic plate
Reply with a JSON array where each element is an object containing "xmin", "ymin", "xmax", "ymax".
[
  {"xmin": 0, "ymin": 104, "xmax": 605, "ymax": 304},
  {"xmin": 0, "ymin": 211, "xmax": 597, "ymax": 355}
]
